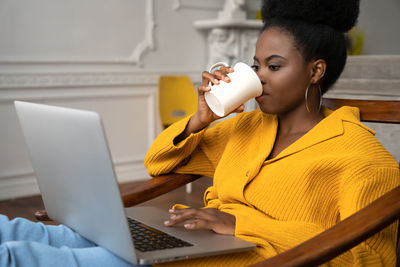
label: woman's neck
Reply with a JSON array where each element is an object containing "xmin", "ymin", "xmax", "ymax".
[{"xmin": 277, "ymin": 108, "xmax": 325, "ymax": 136}]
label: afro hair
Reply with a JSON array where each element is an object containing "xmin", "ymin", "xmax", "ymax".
[{"xmin": 261, "ymin": 0, "xmax": 360, "ymax": 33}]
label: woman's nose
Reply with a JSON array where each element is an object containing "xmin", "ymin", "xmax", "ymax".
[{"xmin": 256, "ymin": 70, "xmax": 266, "ymax": 85}]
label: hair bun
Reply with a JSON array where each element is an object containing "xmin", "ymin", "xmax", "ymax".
[{"xmin": 261, "ymin": 0, "xmax": 360, "ymax": 32}]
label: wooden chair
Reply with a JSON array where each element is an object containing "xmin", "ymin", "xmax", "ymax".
[{"xmin": 35, "ymin": 98, "xmax": 400, "ymax": 266}]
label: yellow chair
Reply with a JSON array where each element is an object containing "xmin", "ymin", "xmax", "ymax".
[
  {"xmin": 158, "ymin": 76, "xmax": 198, "ymax": 129},
  {"xmin": 158, "ymin": 76, "xmax": 198, "ymax": 193}
]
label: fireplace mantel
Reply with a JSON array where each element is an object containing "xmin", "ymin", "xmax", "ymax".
[{"xmin": 194, "ymin": 18, "xmax": 262, "ymax": 69}]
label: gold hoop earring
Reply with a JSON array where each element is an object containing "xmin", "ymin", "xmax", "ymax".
[
  {"xmin": 317, "ymin": 83, "xmax": 322, "ymax": 113},
  {"xmin": 305, "ymin": 84, "xmax": 322, "ymax": 113},
  {"xmin": 305, "ymin": 85, "xmax": 311, "ymax": 113}
]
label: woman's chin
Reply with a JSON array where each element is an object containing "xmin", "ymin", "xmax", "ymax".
[{"xmin": 258, "ymin": 105, "xmax": 274, "ymax": 114}]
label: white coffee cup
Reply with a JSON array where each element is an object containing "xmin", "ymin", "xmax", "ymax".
[{"xmin": 205, "ymin": 62, "xmax": 262, "ymax": 117}]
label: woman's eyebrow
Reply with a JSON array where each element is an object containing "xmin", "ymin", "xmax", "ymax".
[
  {"xmin": 253, "ymin": 55, "xmax": 287, "ymax": 63},
  {"xmin": 266, "ymin": 55, "xmax": 287, "ymax": 61}
]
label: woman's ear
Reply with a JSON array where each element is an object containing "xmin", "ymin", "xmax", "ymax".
[{"xmin": 310, "ymin": 59, "xmax": 326, "ymax": 84}]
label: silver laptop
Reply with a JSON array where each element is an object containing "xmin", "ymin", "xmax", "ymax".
[{"xmin": 14, "ymin": 101, "xmax": 255, "ymax": 265}]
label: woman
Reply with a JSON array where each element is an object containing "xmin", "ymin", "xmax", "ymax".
[
  {"xmin": 1, "ymin": 0, "xmax": 398, "ymax": 266},
  {"xmin": 145, "ymin": 0, "xmax": 400, "ymax": 266}
]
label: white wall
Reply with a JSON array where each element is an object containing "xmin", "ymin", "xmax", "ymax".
[
  {"xmin": 1, "ymin": 0, "xmax": 399, "ymax": 200},
  {"xmin": 242, "ymin": 0, "xmax": 400, "ymax": 55},
  {"xmin": 0, "ymin": 0, "xmax": 222, "ymax": 200},
  {"xmin": 357, "ymin": 0, "xmax": 400, "ymax": 55}
]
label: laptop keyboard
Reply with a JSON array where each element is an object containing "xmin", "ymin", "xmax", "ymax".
[{"xmin": 127, "ymin": 218, "xmax": 194, "ymax": 252}]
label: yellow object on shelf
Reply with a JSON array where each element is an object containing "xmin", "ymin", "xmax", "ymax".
[
  {"xmin": 255, "ymin": 10, "xmax": 262, "ymax": 20},
  {"xmin": 158, "ymin": 76, "xmax": 198, "ymax": 128},
  {"xmin": 347, "ymin": 26, "xmax": 365, "ymax": 55}
]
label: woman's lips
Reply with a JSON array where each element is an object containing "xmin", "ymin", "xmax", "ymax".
[{"xmin": 255, "ymin": 92, "xmax": 269, "ymax": 102}]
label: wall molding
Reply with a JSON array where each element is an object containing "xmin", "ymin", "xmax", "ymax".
[
  {"xmin": 0, "ymin": 70, "xmax": 202, "ymax": 90},
  {"xmin": 173, "ymin": 0, "xmax": 223, "ymax": 11},
  {"xmin": 0, "ymin": 86, "xmax": 155, "ymax": 102},
  {"xmin": 0, "ymin": 74, "xmax": 163, "ymax": 200},
  {"xmin": 0, "ymin": 0, "xmax": 155, "ymax": 66},
  {"xmin": 0, "ymin": 175, "xmax": 40, "ymax": 201},
  {"xmin": 0, "ymin": 85, "xmax": 158, "ymax": 149},
  {"xmin": 129, "ymin": 0, "xmax": 156, "ymax": 66},
  {"xmin": 0, "ymin": 157, "xmax": 147, "ymax": 182},
  {"xmin": 0, "ymin": 157, "xmax": 150, "ymax": 201}
]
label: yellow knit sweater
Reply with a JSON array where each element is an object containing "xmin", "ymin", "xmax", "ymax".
[{"xmin": 144, "ymin": 107, "xmax": 400, "ymax": 266}]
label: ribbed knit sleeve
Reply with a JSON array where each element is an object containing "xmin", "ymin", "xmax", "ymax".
[
  {"xmin": 144, "ymin": 115, "xmax": 206, "ymax": 176},
  {"xmin": 338, "ymin": 167, "xmax": 400, "ymax": 265},
  {"xmin": 144, "ymin": 114, "xmax": 240, "ymax": 178},
  {"xmin": 203, "ymin": 185, "xmax": 221, "ymax": 209},
  {"xmin": 230, "ymin": 167, "xmax": 400, "ymax": 265}
]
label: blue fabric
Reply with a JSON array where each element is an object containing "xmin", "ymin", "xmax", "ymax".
[{"xmin": 0, "ymin": 215, "xmax": 151, "ymax": 267}]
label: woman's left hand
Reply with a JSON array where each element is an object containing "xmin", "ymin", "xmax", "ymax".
[{"xmin": 164, "ymin": 208, "xmax": 236, "ymax": 235}]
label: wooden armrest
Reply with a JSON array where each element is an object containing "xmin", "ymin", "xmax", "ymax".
[
  {"xmin": 250, "ymin": 185, "xmax": 400, "ymax": 267},
  {"xmin": 34, "ymin": 173, "xmax": 201, "ymax": 221},
  {"xmin": 121, "ymin": 173, "xmax": 201, "ymax": 207}
]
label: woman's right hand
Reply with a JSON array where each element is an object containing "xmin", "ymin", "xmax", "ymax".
[
  {"xmin": 193, "ymin": 66, "xmax": 245, "ymax": 128},
  {"xmin": 175, "ymin": 66, "xmax": 245, "ymax": 143}
]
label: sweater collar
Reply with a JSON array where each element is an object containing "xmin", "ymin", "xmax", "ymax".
[{"xmin": 262, "ymin": 106, "xmax": 375, "ymax": 163}]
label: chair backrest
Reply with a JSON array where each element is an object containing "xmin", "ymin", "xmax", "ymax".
[
  {"xmin": 322, "ymin": 98, "xmax": 400, "ymax": 123},
  {"xmin": 158, "ymin": 76, "xmax": 198, "ymax": 128},
  {"xmin": 323, "ymin": 97, "xmax": 400, "ymax": 264}
]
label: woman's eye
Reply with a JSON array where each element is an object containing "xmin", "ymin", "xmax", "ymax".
[
  {"xmin": 251, "ymin": 65, "xmax": 259, "ymax": 72},
  {"xmin": 268, "ymin": 65, "xmax": 281, "ymax": 71}
]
